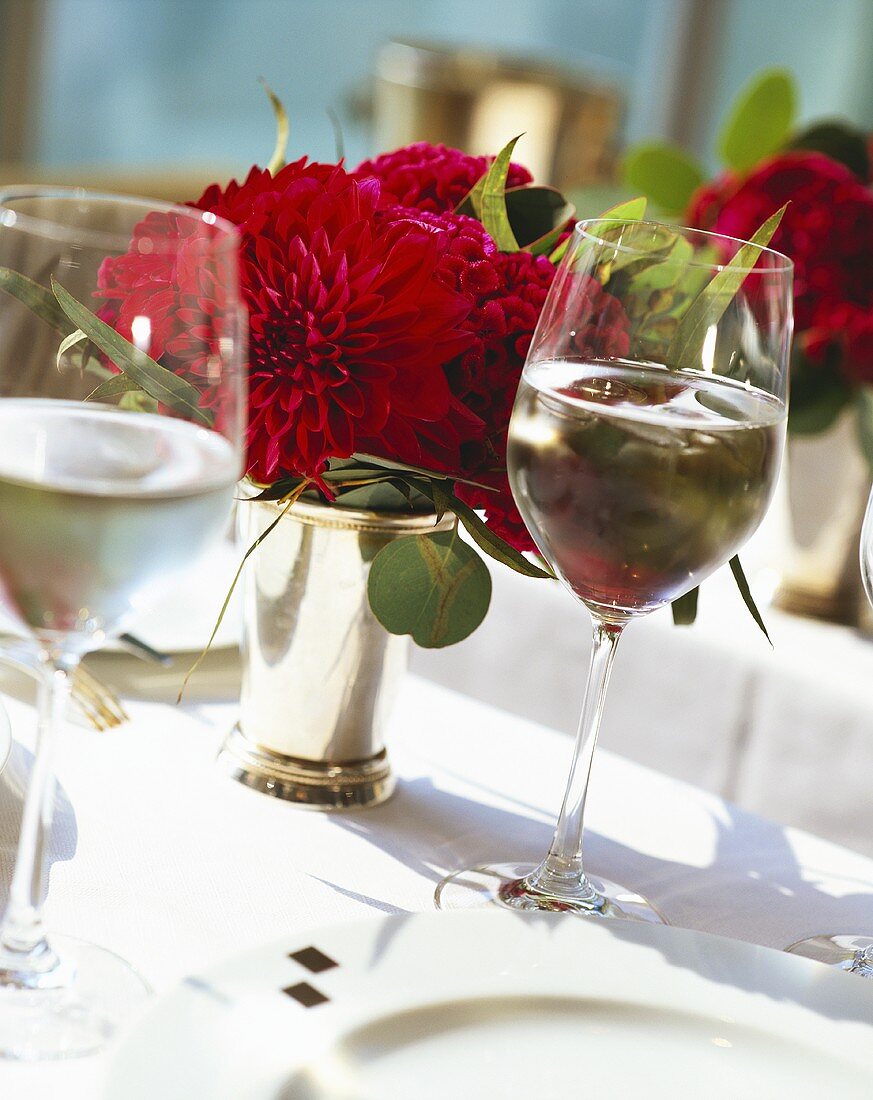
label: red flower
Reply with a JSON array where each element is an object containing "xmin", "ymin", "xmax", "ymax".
[
  {"xmin": 687, "ymin": 151, "xmax": 873, "ymax": 383},
  {"xmin": 196, "ymin": 162, "xmax": 484, "ymax": 480},
  {"xmin": 354, "ymin": 142, "xmax": 533, "ymax": 214}
]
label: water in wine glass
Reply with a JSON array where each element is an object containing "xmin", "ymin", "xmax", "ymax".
[
  {"xmin": 509, "ymin": 358, "xmax": 785, "ymax": 618},
  {"xmin": 0, "ymin": 399, "xmax": 238, "ymax": 649}
]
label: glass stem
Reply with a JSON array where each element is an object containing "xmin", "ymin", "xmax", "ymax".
[
  {"xmin": 852, "ymin": 944, "xmax": 873, "ymax": 975},
  {"xmin": 526, "ymin": 616, "xmax": 624, "ymax": 903},
  {"xmin": 0, "ymin": 655, "xmax": 75, "ymax": 976}
]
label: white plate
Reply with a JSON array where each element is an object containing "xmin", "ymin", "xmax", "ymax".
[{"xmin": 105, "ymin": 911, "xmax": 873, "ymax": 1100}]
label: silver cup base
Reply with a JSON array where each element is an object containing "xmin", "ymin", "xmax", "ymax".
[{"xmin": 217, "ymin": 725, "xmax": 396, "ymax": 810}]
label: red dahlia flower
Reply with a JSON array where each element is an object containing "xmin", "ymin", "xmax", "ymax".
[
  {"xmin": 354, "ymin": 142, "xmax": 533, "ymax": 214},
  {"xmin": 687, "ymin": 151, "xmax": 873, "ymax": 383}
]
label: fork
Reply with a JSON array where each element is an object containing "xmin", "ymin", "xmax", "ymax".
[{"xmin": 0, "ymin": 639, "xmax": 128, "ymax": 731}]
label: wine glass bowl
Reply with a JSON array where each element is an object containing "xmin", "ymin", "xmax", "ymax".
[
  {"xmin": 0, "ymin": 188, "xmax": 244, "ymax": 1058},
  {"xmin": 436, "ymin": 218, "xmax": 793, "ymax": 918}
]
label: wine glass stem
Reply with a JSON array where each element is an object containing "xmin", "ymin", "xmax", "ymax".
[
  {"xmin": 526, "ymin": 617, "xmax": 624, "ymax": 900},
  {"xmin": 0, "ymin": 656, "xmax": 75, "ymax": 975}
]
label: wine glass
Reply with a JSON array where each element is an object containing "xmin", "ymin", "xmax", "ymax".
[
  {"xmin": 436, "ymin": 219, "xmax": 793, "ymax": 919},
  {"xmin": 0, "ymin": 187, "xmax": 245, "ymax": 1058},
  {"xmin": 786, "ymin": 484, "xmax": 873, "ymax": 973}
]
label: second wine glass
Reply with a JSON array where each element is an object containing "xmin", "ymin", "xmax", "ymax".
[
  {"xmin": 0, "ymin": 188, "xmax": 245, "ymax": 1058},
  {"xmin": 436, "ymin": 218, "xmax": 793, "ymax": 919}
]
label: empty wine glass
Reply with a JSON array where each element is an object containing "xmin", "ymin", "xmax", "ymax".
[
  {"xmin": 436, "ymin": 219, "xmax": 793, "ymax": 919},
  {"xmin": 0, "ymin": 188, "xmax": 245, "ymax": 1057},
  {"xmin": 786, "ymin": 483, "xmax": 873, "ymax": 973}
]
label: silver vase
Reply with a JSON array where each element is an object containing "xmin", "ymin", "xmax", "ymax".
[
  {"xmin": 218, "ymin": 496, "xmax": 447, "ymax": 809},
  {"xmin": 772, "ymin": 411, "xmax": 870, "ymax": 625}
]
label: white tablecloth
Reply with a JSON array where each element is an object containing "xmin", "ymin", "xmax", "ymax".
[
  {"xmin": 412, "ymin": 563, "xmax": 873, "ymax": 855},
  {"xmin": 2, "ymin": 669, "xmax": 873, "ymax": 1097}
]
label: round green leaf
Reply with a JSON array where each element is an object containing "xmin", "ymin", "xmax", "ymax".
[
  {"xmin": 717, "ymin": 68, "xmax": 797, "ymax": 171},
  {"xmin": 622, "ymin": 144, "xmax": 705, "ymax": 214},
  {"xmin": 367, "ymin": 530, "xmax": 492, "ymax": 648}
]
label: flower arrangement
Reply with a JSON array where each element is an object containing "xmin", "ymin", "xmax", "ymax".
[
  {"xmin": 624, "ymin": 67, "xmax": 873, "ymax": 462},
  {"xmin": 0, "ymin": 89, "xmax": 780, "ymax": 648}
]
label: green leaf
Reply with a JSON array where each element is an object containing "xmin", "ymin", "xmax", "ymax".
[
  {"xmin": 788, "ymin": 350, "xmax": 852, "ymax": 434},
  {"xmin": 549, "ymin": 196, "xmax": 647, "ymax": 266},
  {"xmin": 717, "ymin": 68, "xmax": 796, "ymax": 171},
  {"xmin": 326, "ymin": 106, "xmax": 345, "ymax": 162},
  {"xmin": 666, "ymin": 204, "xmax": 787, "ymax": 373},
  {"xmin": 419, "ymin": 478, "xmax": 553, "ymax": 579},
  {"xmin": 729, "ymin": 555, "xmax": 771, "ymax": 644},
  {"xmin": 671, "ymin": 586, "xmax": 699, "ymax": 625},
  {"xmin": 0, "ymin": 266, "xmax": 76, "ymax": 336},
  {"xmin": 460, "ymin": 135, "xmax": 522, "ymax": 251},
  {"xmin": 598, "ymin": 196, "xmax": 648, "ymax": 222},
  {"xmin": 56, "ymin": 327, "xmax": 88, "ymax": 369},
  {"xmin": 855, "ymin": 387, "xmax": 873, "ymax": 473},
  {"xmin": 261, "ymin": 78, "xmax": 289, "ymax": 175},
  {"xmin": 623, "ymin": 144, "xmax": 705, "ymax": 214},
  {"xmin": 789, "ymin": 120, "xmax": 870, "ymax": 180},
  {"xmin": 86, "ymin": 374, "xmax": 144, "ymax": 402},
  {"xmin": 457, "ymin": 186, "xmax": 574, "ymax": 253},
  {"xmin": 368, "ymin": 528, "xmax": 492, "ymax": 647},
  {"xmin": 51, "ymin": 279, "xmax": 212, "ymax": 427}
]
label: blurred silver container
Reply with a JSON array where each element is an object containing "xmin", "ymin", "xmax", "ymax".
[
  {"xmin": 218, "ymin": 497, "xmax": 446, "ymax": 809},
  {"xmin": 772, "ymin": 413, "xmax": 870, "ymax": 626},
  {"xmin": 370, "ymin": 40, "xmax": 623, "ymax": 191}
]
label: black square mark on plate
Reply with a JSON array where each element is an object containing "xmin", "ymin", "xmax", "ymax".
[
  {"xmin": 289, "ymin": 946, "xmax": 339, "ymax": 974},
  {"xmin": 283, "ymin": 981, "xmax": 329, "ymax": 1008}
]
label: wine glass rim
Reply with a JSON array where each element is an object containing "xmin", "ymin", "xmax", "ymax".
[
  {"xmin": 0, "ymin": 185, "xmax": 239, "ymax": 251},
  {"xmin": 573, "ymin": 218, "xmax": 794, "ymax": 275}
]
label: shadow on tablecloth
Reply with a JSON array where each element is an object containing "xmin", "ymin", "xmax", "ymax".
[{"xmin": 324, "ymin": 775, "xmax": 873, "ymax": 1024}]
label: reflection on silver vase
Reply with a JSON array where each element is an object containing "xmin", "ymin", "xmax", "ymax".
[{"xmin": 219, "ymin": 497, "xmax": 448, "ymax": 809}]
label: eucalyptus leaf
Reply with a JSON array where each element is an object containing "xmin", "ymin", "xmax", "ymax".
[
  {"xmin": 0, "ymin": 266, "xmax": 76, "ymax": 335},
  {"xmin": 623, "ymin": 144, "xmax": 705, "ymax": 214},
  {"xmin": 718, "ymin": 68, "xmax": 796, "ymax": 171},
  {"xmin": 261, "ymin": 79, "xmax": 289, "ymax": 175},
  {"xmin": 666, "ymin": 205, "xmax": 786, "ymax": 373},
  {"xmin": 729, "ymin": 555, "xmax": 771, "ymax": 644},
  {"xmin": 855, "ymin": 387, "xmax": 873, "ymax": 473},
  {"xmin": 86, "ymin": 374, "xmax": 144, "ymax": 402},
  {"xmin": 51, "ymin": 279, "xmax": 212, "ymax": 426},
  {"xmin": 367, "ymin": 529, "xmax": 492, "ymax": 647},
  {"xmin": 789, "ymin": 120, "xmax": 870, "ymax": 180},
  {"xmin": 671, "ymin": 586, "xmax": 699, "ymax": 625}
]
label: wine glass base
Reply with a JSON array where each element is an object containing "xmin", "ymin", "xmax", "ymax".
[
  {"xmin": 0, "ymin": 935, "xmax": 151, "ymax": 1060},
  {"xmin": 786, "ymin": 935, "xmax": 873, "ymax": 975},
  {"xmin": 434, "ymin": 862, "xmax": 666, "ymax": 924}
]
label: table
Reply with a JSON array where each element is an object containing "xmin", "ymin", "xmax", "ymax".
[
  {"xmin": 2, "ymin": 671, "xmax": 873, "ymax": 1098},
  {"xmin": 412, "ymin": 561, "xmax": 873, "ymax": 855}
]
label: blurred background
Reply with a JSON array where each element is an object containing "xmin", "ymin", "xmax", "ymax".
[{"xmin": 1, "ymin": 0, "xmax": 871, "ymax": 202}]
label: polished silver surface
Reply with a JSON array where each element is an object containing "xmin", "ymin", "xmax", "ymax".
[{"xmin": 220, "ymin": 498, "xmax": 449, "ymax": 808}]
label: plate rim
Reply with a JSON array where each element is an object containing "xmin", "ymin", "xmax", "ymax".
[{"xmin": 105, "ymin": 908, "xmax": 873, "ymax": 1099}]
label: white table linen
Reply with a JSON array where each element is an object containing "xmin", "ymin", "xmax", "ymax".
[
  {"xmin": 2, "ymin": 670, "xmax": 873, "ymax": 1098},
  {"xmin": 412, "ymin": 562, "xmax": 873, "ymax": 855}
]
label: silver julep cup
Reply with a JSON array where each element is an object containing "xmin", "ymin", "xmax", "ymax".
[{"xmin": 218, "ymin": 496, "xmax": 449, "ymax": 808}]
